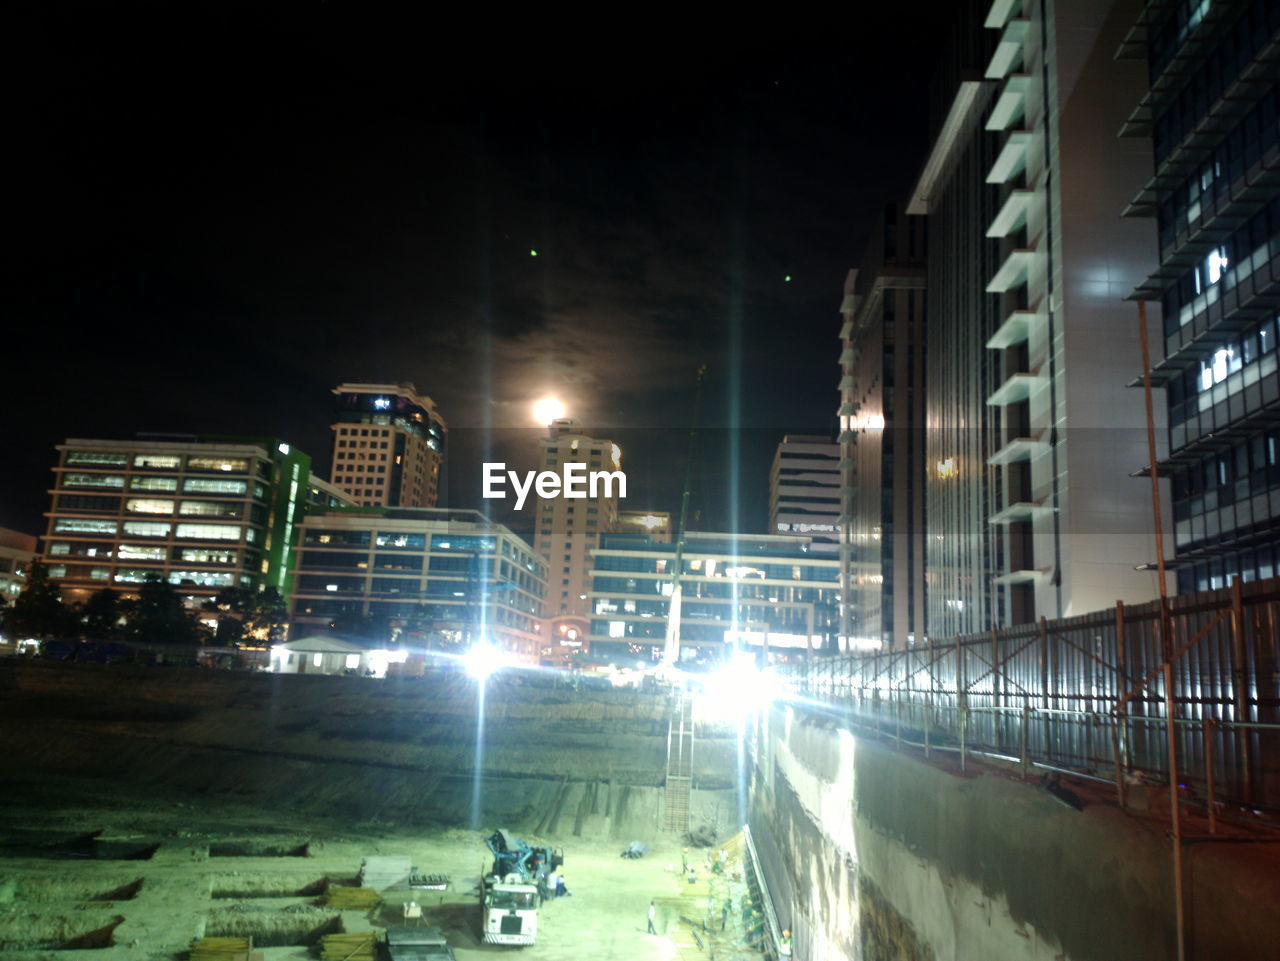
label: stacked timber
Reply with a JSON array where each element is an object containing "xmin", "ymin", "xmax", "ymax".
[
  {"xmin": 323, "ymin": 886, "xmax": 384, "ymax": 909},
  {"xmin": 319, "ymin": 932, "xmax": 377, "ymax": 960},
  {"xmin": 189, "ymin": 937, "xmax": 259, "ymax": 961},
  {"xmin": 359, "ymin": 855, "xmax": 414, "ymax": 890}
]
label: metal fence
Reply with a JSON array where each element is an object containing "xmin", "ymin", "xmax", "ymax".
[{"xmin": 785, "ymin": 578, "xmax": 1280, "ymax": 814}]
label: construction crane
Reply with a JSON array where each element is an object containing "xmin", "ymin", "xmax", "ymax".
[{"xmin": 662, "ymin": 364, "xmax": 709, "ymax": 669}]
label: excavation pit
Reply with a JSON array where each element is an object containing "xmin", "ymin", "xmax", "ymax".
[
  {"xmin": 0, "ymin": 832, "xmax": 159, "ymax": 860},
  {"xmin": 0, "ymin": 911, "xmax": 124, "ymax": 950},
  {"xmin": 203, "ymin": 909, "xmax": 342, "ymax": 946},
  {"xmin": 209, "ymin": 876, "xmax": 330, "ymax": 899},
  {"xmin": 9, "ymin": 877, "xmax": 145, "ymax": 903},
  {"xmin": 208, "ymin": 840, "xmax": 311, "ymax": 858}
]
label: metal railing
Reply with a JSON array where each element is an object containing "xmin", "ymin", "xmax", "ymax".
[{"xmin": 785, "ymin": 578, "xmax": 1280, "ymax": 815}]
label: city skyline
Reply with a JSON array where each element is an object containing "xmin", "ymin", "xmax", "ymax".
[{"xmin": 5, "ymin": 6, "xmax": 947, "ymax": 537}]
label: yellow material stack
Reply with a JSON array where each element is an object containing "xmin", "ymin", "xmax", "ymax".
[
  {"xmin": 189, "ymin": 936, "xmax": 254, "ymax": 961},
  {"xmin": 319, "ymin": 931, "xmax": 377, "ymax": 960},
  {"xmin": 323, "ymin": 886, "xmax": 384, "ymax": 909}
]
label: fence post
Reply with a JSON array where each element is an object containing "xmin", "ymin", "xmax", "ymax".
[
  {"xmin": 1114, "ymin": 600, "xmax": 1129, "ymax": 809},
  {"xmin": 1204, "ymin": 717, "xmax": 1218, "ymax": 836},
  {"xmin": 1229, "ymin": 579, "xmax": 1253, "ymax": 803},
  {"xmin": 1039, "ymin": 617, "xmax": 1050, "ymax": 766},
  {"xmin": 924, "ymin": 637, "xmax": 933, "ymax": 760},
  {"xmin": 1021, "ymin": 698, "xmax": 1030, "ymax": 779},
  {"xmin": 957, "ymin": 635, "xmax": 967, "ymax": 774}
]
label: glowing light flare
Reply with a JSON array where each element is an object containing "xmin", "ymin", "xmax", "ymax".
[
  {"xmin": 533, "ymin": 397, "xmax": 566, "ymax": 425},
  {"xmin": 463, "ymin": 641, "xmax": 511, "ymax": 681},
  {"xmin": 690, "ymin": 654, "xmax": 788, "ymax": 722}
]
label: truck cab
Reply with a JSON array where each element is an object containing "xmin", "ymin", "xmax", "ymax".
[{"xmin": 481, "ymin": 874, "xmax": 539, "ymax": 946}]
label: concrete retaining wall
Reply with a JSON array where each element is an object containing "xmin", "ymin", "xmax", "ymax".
[{"xmin": 748, "ymin": 705, "xmax": 1280, "ymax": 961}]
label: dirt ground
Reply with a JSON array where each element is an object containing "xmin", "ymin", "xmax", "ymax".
[{"xmin": 0, "ymin": 772, "xmax": 760, "ymax": 961}]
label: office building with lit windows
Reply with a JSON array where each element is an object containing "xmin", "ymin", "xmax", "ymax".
[
  {"xmin": 586, "ymin": 532, "xmax": 839, "ymax": 665},
  {"xmin": 288, "ymin": 508, "xmax": 546, "ymax": 659},
  {"xmin": 838, "ymin": 203, "xmax": 927, "ymax": 650},
  {"xmin": 910, "ymin": 0, "xmax": 1166, "ymax": 637},
  {"xmin": 40, "ymin": 436, "xmax": 349, "ymax": 607},
  {"xmin": 1122, "ymin": 0, "xmax": 1280, "ymax": 591},
  {"xmin": 532, "ymin": 420, "xmax": 623, "ymax": 649},
  {"xmin": 330, "ymin": 382, "xmax": 446, "ymax": 508},
  {"xmin": 769, "ymin": 435, "xmax": 839, "ymax": 552},
  {"xmin": 0, "ymin": 528, "xmax": 38, "ymax": 606}
]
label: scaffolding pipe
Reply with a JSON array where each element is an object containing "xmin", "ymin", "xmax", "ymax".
[{"xmin": 1138, "ymin": 298, "xmax": 1185, "ymax": 961}]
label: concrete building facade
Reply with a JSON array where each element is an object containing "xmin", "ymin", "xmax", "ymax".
[
  {"xmin": 40, "ymin": 436, "xmax": 347, "ymax": 607},
  {"xmin": 769, "ymin": 435, "xmax": 839, "ymax": 552},
  {"xmin": 910, "ymin": 0, "xmax": 1168, "ymax": 637},
  {"xmin": 531, "ymin": 420, "xmax": 623, "ymax": 651},
  {"xmin": 289, "ymin": 508, "xmax": 545, "ymax": 659},
  {"xmin": 1121, "ymin": 0, "xmax": 1280, "ymax": 592},
  {"xmin": 330, "ymin": 382, "xmax": 446, "ymax": 508},
  {"xmin": 587, "ymin": 531, "xmax": 839, "ymax": 664},
  {"xmin": 839, "ymin": 204, "xmax": 928, "ymax": 650}
]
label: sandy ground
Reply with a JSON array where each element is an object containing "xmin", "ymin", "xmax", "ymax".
[{"xmin": 0, "ymin": 773, "xmax": 759, "ymax": 961}]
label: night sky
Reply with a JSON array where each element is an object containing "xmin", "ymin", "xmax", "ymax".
[{"xmin": 7, "ymin": 4, "xmax": 947, "ymax": 538}]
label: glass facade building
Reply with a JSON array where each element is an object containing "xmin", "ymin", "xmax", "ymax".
[
  {"xmin": 839, "ymin": 204, "xmax": 928, "ymax": 650},
  {"xmin": 42, "ymin": 436, "xmax": 347, "ymax": 606},
  {"xmin": 587, "ymin": 532, "xmax": 839, "ymax": 664},
  {"xmin": 289, "ymin": 508, "xmax": 546, "ymax": 658},
  {"xmin": 1124, "ymin": 0, "xmax": 1280, "ymax": 591}
]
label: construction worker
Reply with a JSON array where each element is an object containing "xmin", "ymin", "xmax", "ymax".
[{"xmin": 779, "ymin": 929, "xmax": 793, "ymax": 957}]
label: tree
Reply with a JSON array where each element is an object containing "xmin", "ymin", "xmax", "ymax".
[
  {"xmin": 4, "ymin": 561, "xmax": 74, "ymax": 639},
  {"xmin": 122, "ymin": 573, "xmax": 201, "ymax": 645},
  {"xmin": 80, "ymin": 588, "xmax": 123, "ymax": 640},
  {"xmin": 243, "ymin": 587, "xmax": 288, "ymax": 644}
]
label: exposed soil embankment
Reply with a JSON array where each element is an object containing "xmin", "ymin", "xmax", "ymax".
[{"xmin": 0, "ymin": 661, "xmax": 736, "ymax": 838}]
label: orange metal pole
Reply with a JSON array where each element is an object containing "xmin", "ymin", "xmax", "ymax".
[{"xmin": 1138, "ymin": 298, "xmax": 1185, "ymax": 961}]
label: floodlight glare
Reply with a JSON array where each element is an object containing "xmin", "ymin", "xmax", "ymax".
[
  {"xmin": 463, "ymin": 642, "xmax": 508, "ymax": 681},
  {"xmin": 694, "ymin": 654, "xmax": 786, "ymax": 722}
]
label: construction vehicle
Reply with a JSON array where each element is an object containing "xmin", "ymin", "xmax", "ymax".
[{"xmin": 479, "ymin": 829, "xmax": 564, "ymax": 946}]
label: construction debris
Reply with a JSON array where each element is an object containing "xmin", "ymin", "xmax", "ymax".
[
  {"xmin": 359, "ymin": 855, "xmax": 414, "ymax": 890},
  {"xmin": 322, "ymin": 886, "xmax": 384, "ymax": 909},
  {"xmin": 408, "ymin": 872, "xmax": 450, "ymax": 890},
  {"xmin": 319, "ymin": 931, "xmax": 377, "ymax": 960}
]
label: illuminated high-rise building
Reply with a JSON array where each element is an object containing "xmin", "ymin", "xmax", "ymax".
[
  {"xmin": 40, "ymin": 435, "xmax": 349, "ymax": 608},
  {"xmin": 770, "ymin": 435, "xmax": 839, "ymax": 552},
  {"xmin": 532, "ymin": 419, "xmax": 623, "ymax": 651},
  {"xmin": 1122, "ymin": 0, "xmax": 1280, "ymax": 591},
  {"xmin": 910, "ymin": 0, "xmax": 1166, "ymax": 637},
  {"xmin": 838, "ymin": 203, "xmax": 927, "ymax": 650},
  {"xmin": 330, "ymin": 382, "xmax": 446, "ymax": 508}
]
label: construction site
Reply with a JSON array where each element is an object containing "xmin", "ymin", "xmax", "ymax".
[
  {"xmin": 3, "ymin": 587, "xmax": 1280, "ymax": 961},
  {"xmin": 0, "ymin": 660, "xmax": 769, "ymax": 961}
]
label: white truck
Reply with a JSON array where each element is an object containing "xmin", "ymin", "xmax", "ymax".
[{"xmin": 480, "ymin": 872, "xmax": 540, "ymax": 946}]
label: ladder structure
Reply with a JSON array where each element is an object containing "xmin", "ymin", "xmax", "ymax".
[{"xmin": 663, "ymin": 691, "xmax": 695, "ymax": 832}]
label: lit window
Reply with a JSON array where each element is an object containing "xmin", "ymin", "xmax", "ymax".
[{"xmin": 125, "ymin": 498, "xmax": 174, "ymax": 514}]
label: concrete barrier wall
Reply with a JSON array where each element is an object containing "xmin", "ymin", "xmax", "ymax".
[{"xmin": 749, "ymin": 705, "xmax": 1280, "ymax": 961}]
